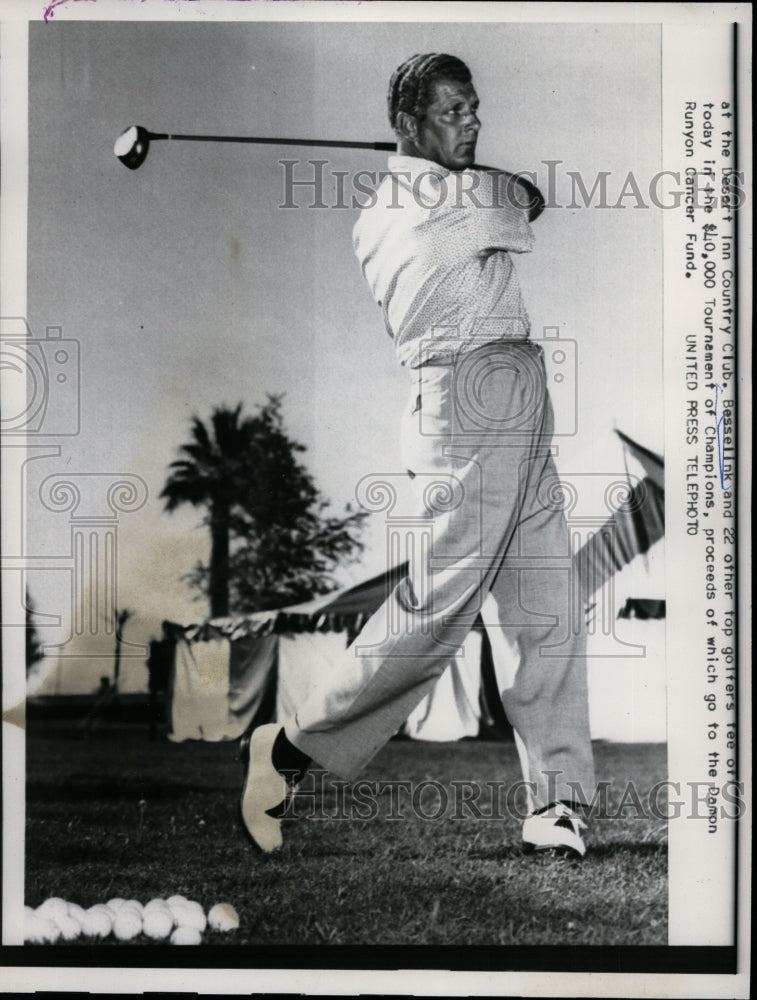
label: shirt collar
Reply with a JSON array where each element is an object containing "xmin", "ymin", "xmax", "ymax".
[{"xmin": 387, "ymin": 154, "xmax": 453, "ymax": 181}]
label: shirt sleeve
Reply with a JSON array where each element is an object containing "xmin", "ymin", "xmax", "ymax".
[{"xmin": 415, "ymin": 168, "xmax": 535, "ymax": 260}]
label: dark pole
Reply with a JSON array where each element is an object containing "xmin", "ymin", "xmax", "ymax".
[{"xmin": 113, "ymin": 608, "xmax": 132, "ymax": 692}]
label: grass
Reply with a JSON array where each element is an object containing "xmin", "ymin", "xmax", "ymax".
[{"xmin": 24, "ymin": 724, "xmax": 667, "ymax": 948}]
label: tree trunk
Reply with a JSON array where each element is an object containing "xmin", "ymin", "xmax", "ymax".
[{"xmin": 209, "ymin": 507, "xmax": 230, "ymax": 618}]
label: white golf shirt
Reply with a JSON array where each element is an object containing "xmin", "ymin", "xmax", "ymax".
[{"xmin": 353, "ymin": 155, "xmax": 535, "ymax": 368}]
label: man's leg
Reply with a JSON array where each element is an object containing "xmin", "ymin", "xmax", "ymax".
[
  {"xmin": 284, "ymin": 346, "xmax": 557, "ymax": 781},
  {"xmin": 241, "ymin": 343, "xmax": 567, "ymax": 849},
  {"xmin": 286, "ymin": 344, "xmax": 576, "ymax": 780},
  {"xmin": 486, "ymin": 475, "xmax": 595, "ymax": 811},
  {"xmin": 482, "ymin": 450, "xmax": 595, "ymax": 856},
  {"xmin": 285, "ymin": 449, "xmax": 509, "ymax": 780}
]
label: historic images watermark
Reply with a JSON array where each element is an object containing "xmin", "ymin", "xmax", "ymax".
[
  {"xmin": 0, "ymin": 317, "xmax": 81, "ymax": 437},
  {"xmin": 278, "ymin": 159, "xmax": 747, "ymax": 212},
  {"xmin": 280, "ymin": 771, "xmax": 745, "ymax": 828},
  {"xmin": 0, "ymin": 316, "xmax": 149, "ymax": 657}
]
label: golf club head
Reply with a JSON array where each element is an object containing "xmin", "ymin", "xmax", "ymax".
[{"xmin": 114, "ymin": 125, "xmax": 151, "ymax": 170}]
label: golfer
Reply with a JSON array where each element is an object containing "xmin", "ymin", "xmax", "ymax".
[{"xmin": 242, "ymin": 53, "xmax": 596, "ymax": 857}]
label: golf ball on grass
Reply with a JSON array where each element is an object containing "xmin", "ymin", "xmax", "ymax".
[
  {"xmin": 144, "ymin": 897, "xmax": 172, "ymax": 910},
  {"xmin": 35, "ymin": 897, "xmax": 68, "ymax": 919},
  {"xmin": 167, "ymin": 897, "xmax": 206, "ymax": 930},
  {"xmin": 25, "ymin": 894, "xmax": 237, "ymax": 944},
  {"xmin": 24, "ymin": 912, "xmax": 61, "ymax": 944},
  {"xmin": 113, "ymin": 908, "xmax": 142, "ymax": 941},
  {"xmin": 142, "ymin": 907, "xmax": 173, "ymax": 940},
  {"xmin": 144, "ymin": 898, "xmax": 174, "ymax": 920},
  {"xmin": 208, "ymin": 903, "xmax": 240, "ymax": 932},
  {"xmin": 174, "ymin": 905, "xmax": 207, "ymax": 934},
  {"xmin": 170, "ymin": 925, "xmax": 202, "ymax": 946},
  {"xmin": 50, "ymin": 910, "xmax": 82, "ymax": 941},
  {"xmin": 81, "ymin": 906, "xmax": 113, "ymax": 939},
  {"xmin": 67, "ymin": 902, "xmax": 87, "ymax": 925}
]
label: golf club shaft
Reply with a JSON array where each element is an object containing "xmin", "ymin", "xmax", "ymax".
[{"xmin": 148, "ymin": 131, "xmax": 396, "ymax": 151}]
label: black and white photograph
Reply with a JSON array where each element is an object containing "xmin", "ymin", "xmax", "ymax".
[{"xmin": 0, "ymin": 1, "xmax": 750, "ymax": 995}]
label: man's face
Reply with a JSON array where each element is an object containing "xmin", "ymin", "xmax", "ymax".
[{"xmin": 413, "ymin": 78, "xmax": 481, "ymax": 170}]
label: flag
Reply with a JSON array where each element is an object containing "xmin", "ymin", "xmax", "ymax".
[{"xmin": 616, "ymin": 429, "xmax": 664, "ymax": 491}]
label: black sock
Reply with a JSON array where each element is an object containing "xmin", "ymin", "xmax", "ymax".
[
  {"xmin": 533, "ymin": 799, "xmax": 583, "ymax": 816},
  {"xmin": 271, "ymin": 728, "xmax": 311, "ymax": 786}
]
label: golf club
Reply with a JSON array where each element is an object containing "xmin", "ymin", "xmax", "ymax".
[{"xmin": 114, "ymin": 125, "xmax": 396, "ymax": 170}]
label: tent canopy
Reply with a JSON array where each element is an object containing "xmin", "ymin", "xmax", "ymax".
[{"xmin": 165, "ymin": 430, "xmax": 664, "ymax": 643}]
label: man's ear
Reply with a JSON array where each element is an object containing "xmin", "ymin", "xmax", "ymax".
[{"xmin": 395, "ymin": 110, "xmax": 419, "ymax": 142}]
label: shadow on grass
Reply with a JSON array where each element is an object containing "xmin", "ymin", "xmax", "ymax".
[
  {"xmin": 28, "ymin": 843, "xmax": 118, "ymax": 864},
  {"xmin": 27, "ymin": 778, "xmax": 213, "ymax": 803},
  {"xmin": 581, "ymin": 842, "xmax": 667, "ymax": 859}
]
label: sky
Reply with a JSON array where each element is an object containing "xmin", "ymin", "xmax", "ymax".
[{"xmin": 15, "ymin": 16, "xmax": 663, "ymax": 693}]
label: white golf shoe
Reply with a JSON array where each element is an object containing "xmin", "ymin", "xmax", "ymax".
[
  {"xmin": 239, "ymin": 724, "xmax": 291, "ymax": 852},
  {"xmin": 522, "ymin": 802, "xmax": 587, "ymax": 858}
]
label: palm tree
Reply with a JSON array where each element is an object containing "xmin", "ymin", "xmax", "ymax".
[
  {"xmin": 160, "ymin": 404, "xmax": 255, "ymax": 618},
  {"xmin": 163, "ymin": 397, "xmax": 367, "ymax": 618}
]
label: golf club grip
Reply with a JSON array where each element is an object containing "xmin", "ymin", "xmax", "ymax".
[{"xmin": 153, "ymin": 133, "xmax": 396, "ymax": 152}]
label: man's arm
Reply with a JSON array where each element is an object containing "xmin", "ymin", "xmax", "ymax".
[
  {"xmin": 513, "ymin": 174, "xmax": 545, "ymax": 222},
  {"xmin": 474, "ymin": 166, "xmax": 546, "ymax": 222}
]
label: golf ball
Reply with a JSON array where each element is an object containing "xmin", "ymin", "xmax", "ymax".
[
  {"xmin": 208, "ymin": 903, "xmax": 240, "ymax": 932},
  {"xmin": 170, "ymin": 925, "xmax": 202, "ymax": 945},
  {"xmin": 36, "ymin": 897, "xmax": 68, "ymax": 918},
  {"xmin": 142, "ymin": 908, "xmax": 173, "ymax": 940},
  {"xmin": 51, "ymin": 910, "xmax": 82, "ymax": 941},
  {"xmin": 67, "ymin": 902, "xmax": 87, "ymax": 925},
  {"xmin": 173, "ymin": 904, "xmax": 206, "ymax": 933},
  {"xmin": 24, "ymin": 913, "xmax": 61, "ymax": 944},
  {"xmin": 113, "ymin": 909, "xmax": 142, "ymax": 941},
  {"xmin": 144, "ymin": 898, "xmax": 173, "ymax": 918},
  {"xmin": 81, "ymin": 906, "xmax": 113, "ymax": 938}
]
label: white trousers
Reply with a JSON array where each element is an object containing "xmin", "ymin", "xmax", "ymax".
[{"xmin": 287, "ymin": 341, "xmax": 595, "ymax": 809}]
